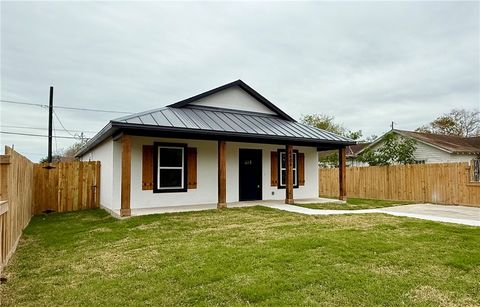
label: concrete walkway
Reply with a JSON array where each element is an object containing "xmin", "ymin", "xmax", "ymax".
[{"xmin": 264, "ymin": 203, "xmax": 480, "ymax": 227}]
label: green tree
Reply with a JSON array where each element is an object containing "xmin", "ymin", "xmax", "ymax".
[
  {"xmin": 358, "ymin": 132, "xmax": 416, "ymax": 166},
  {"xmin": 300, "ymin": 114, "xmax": 345, "ymax": 135},
  {"xmin": 300, "ymin": 114, "xmax": 365, "ymax": 167},
  {"xmin": 416, "ymin": 108, "xmax": 479, "ymax": 137}
]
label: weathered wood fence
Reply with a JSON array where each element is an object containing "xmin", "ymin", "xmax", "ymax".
[
  {"xmin": 319, "ymin": 162, "xmax": 480, "ymax": 207},
  {"xmin": 33, "ymin": 162, "xmax": 100, "ymax": 215},
  {"xmin": 0, "ymin": 147, "xmax": 34, "ymax": 272},
  {"xmin": 0, "ymin": 146, "xmax": 100, "ymax": 272}
]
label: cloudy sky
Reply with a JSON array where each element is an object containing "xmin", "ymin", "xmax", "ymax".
[{"xmin": 1, "ymin": 1, "xmax": 479, "ymax": 162}]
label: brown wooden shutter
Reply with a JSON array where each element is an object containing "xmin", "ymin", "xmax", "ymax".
[
  {"xmin": 271, "ymin": 151, "xmax": 278, "ymax": 186},
  {"xmin": 142, "ymin": 145, "xmax": 154, "ymax": 190},
  {"xmin": 298, "ymin": 153, "xmax": 305, "ymax": 186},
  {"xmin": 187, "ymin": 147, "xmax": 197, "ymax": 189}
]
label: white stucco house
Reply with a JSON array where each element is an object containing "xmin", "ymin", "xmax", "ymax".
[
  {"xmin": 77, "ymin": 80, "xmax": 354, "ymax": 217},
  {"xmin": 358, "ymin": 129, "xmax": 480, "ymax": 164}
]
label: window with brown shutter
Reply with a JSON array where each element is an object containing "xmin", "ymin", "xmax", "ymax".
[
  {"xmin": 187, "ymin": 147, "xmax": 197, "ymax": 189},
  {"xmin": 271, "ymin": 151, "xmax": 278, "ymax": 186},
  {"xmin": 298, "ymin": 153, "xmax": 305, "ymax": 186},
  {"xmin": 142, "ymin": 145, "xmax": 154, "ymax": 190}
]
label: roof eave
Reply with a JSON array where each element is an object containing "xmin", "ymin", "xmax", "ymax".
[
  {"xmin": 75, "ymin": 122, "xmax": 117, "ymax": 157},
  {"xmin": 110, "ymin": 122, "xmax": 356, "ymax": 147}
]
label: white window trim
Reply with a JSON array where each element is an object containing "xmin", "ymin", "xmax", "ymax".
[
  {"xmin": 157, "ymin": 146, "xmax": 185, "ymax": 190},
  {"xmin": 279, "ymin": 151, "xmax": 297, "ymax": 187}
]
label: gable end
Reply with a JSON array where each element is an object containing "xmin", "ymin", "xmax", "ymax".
[{"xmin": 167, "ymin": 80, "xmax": 295, "ymax": 121}]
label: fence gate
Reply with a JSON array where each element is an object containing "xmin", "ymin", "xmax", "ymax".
[{"xmin": 33, "ymin": 161, "xmax": 100, "ymax": 214}]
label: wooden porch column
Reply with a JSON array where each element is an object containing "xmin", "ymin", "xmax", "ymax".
[
  {"xmin": 285, "ymin": 144, "xmax": 294, "ymax": 204},
  {"xmin": 217, "ymin": 140, "xmax": 227, "ymax": 209},
  {"xmin": 339, "ymin": 146, "xmax": 347, "ymax": 201},
  {"xmin": 120, "ymin": 135, "xmax": 132, "ymax": 217}
]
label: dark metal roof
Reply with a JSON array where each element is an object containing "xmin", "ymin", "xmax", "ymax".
[
  {"xmin": 113, "ymin": 105, "xmax": 353, "ymax": 143},
  {"xmin": 76, "ymin": 80, "xmax": 355, "ymax": 157}
]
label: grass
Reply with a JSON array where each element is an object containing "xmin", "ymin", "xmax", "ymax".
[
  {"xmin": 297, "ymin": 197, "xmax": 414, "ymax": 210},
  {"xmin": 1, "ymin": 207, "xmax": 479, "ymax": 306}
]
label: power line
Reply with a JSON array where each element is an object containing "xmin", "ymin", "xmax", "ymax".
[
  {"xmin": 53, "ymin": 109, "xmax": 76, "ymax": 137},
  {"xmin": 0, "ymin": 125, "xmax": 97, "ymax": 133},
  {"xmin": 0, "ymin": 131, "xmax": 85, "ymax": 140},
  {"xmin": 1, "ymin": 99, "xmax": 133, "ymax": 114},
  {"xmin": 0, "ymin": 99, "xmax": 46, "ymax": 108},
  {"xmin": 55, "ymin": 105, "xmax": 133, "ymax": 114}
]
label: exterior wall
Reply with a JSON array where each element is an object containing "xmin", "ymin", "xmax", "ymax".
[
  {"xmin": 81, "ymin": 136, "xmax": 319, "ymax": 211},
  {"xmin": 225, "ymin": 142, "xmax": 318, "ymax": 202},
  {"xmin": 368, "ymin": 136, "xmax": 476, "ymax": 164},
  {"xmin": 190, "ymin": 86, "xmax": 276, "ymax": 115},
  {"xmin": 129, "ymin": 137, "xmax": 318, "ymax": 209},
  {"xmin": 130, "ymin": 137, "xmax": 218, "ymax": 209},
  {"xmin": 412, "ymin": 141, "xmax": 475, "ymax": 163},
  {"xmin": 80, "ymin": 139, "xmax": 115, "ymax": 210}
]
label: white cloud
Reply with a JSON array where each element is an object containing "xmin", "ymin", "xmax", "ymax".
[{"xmin": 1, "ymin": 1, "xmax": 478, "ymax": 161}]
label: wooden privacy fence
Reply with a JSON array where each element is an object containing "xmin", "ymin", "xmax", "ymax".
[
  {"xmin": 33, "ymin": 161, "xmax": 101, "ymax": 215},
  {"xmin": 0, "ymin": 147, "xmax": 34, "ymax": 272},
  {"xmin": 319, "ymin": 162, "xmax": 480, "ymax": 207},
  {"xmin": 0, "ymin": 146, "xmax": 101, "ymax": 272}
]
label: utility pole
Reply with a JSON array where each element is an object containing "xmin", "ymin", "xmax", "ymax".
[
  {"xmin": 391, "ymin": 121, "xmax": 395, "ymax": 130},
  {"xmin": 48, "ymin": 86, "xmax": 54, "ymax": 163}
]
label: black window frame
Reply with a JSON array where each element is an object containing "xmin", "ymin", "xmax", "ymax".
[
  {"xmin": 277, "ymin": 149, "xmax": 299, "ymax": 189},
  {"xmin": 153, "ymin": 142, "xmax": 188, "ymax": 193}
]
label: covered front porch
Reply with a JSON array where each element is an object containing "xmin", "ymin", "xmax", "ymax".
[{"xmin": 119, "ymin": 136, "xmax": 349, "ymax": 217}]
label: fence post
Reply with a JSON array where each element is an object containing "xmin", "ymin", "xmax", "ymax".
[{"xmin": 0, "ymin": 154, "xmax": 10, "ymax": 201}]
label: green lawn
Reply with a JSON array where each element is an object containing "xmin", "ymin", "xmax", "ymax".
[
  {"xmin": 1, "ymin": 207, "xmax": 479, "ymax": 306},
  {"xmin": 297, "ymin": 197, "xmax": 414, "ymax": 210}
]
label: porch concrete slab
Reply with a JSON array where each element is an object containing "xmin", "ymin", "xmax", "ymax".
[
  {"xmin": 131, "ymin": 203, "xmax": 221, "ymax": 216},
  {"xmin": 130, "ymin": 200, "xmax": 272, "ymax": 216},
  {"xmin": 128, "ymin": 198, "xmax": 337, "ymax": 216},
  {"xmin": 264, "ymin": 203, "xmax": 480, "ymax": 227}
]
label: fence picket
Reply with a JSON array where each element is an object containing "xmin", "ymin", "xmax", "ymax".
[{"xmin": 319, "ymin": 163, "xmax": 480, "ymax": 207}]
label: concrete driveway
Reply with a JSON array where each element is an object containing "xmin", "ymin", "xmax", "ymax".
[
  {"xmin": 376, "ymin": 204, "xmax": 480, "ymax": 226},
  {"xmin": 266, "ymin": 203, "xmax": 480, "ymax": 226}
]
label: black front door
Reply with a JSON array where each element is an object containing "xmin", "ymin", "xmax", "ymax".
[{"xmin": 239, "ymin": 149, "xmax": 262, "ymax": 201}]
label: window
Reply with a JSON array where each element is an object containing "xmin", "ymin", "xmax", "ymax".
[
  {"xmin": 154, "ymin": 143, "xmax": 187, "ymax": 193},
  {"xmin": 278, "ymin": 150, "xmax": 298, "ymax": 188},
  {"xmin": 472, "ymin": 159, "xmax": 480, "ymax": 182}
]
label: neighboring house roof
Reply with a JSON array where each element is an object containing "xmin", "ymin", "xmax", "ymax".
[
  {"xmin": 359, "ymin": 129, "xmax": 480, "ymax": 155},
  {"xmin": 347, "ymin": 143, "xmax": 370, "ymax": 157},
  {"xmin": 76, "ymin": 80, "xmax": 355, "ymax": 157},
  {"xmin": 318, "ymin": 143, "xmax": 370, "ymax": 159}
]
